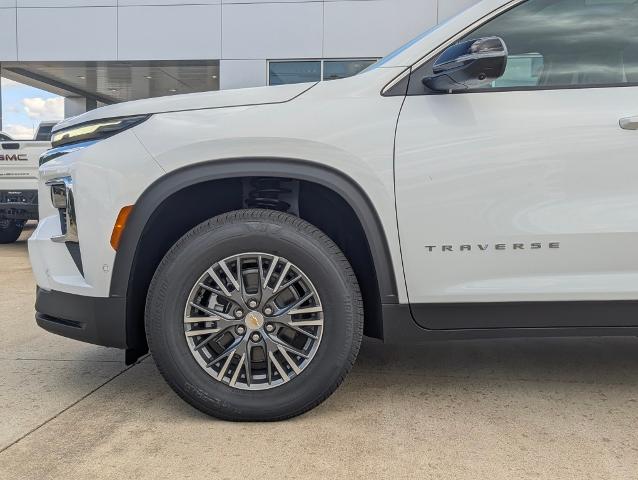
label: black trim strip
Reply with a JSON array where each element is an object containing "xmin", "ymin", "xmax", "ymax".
[
  {"xmin": 409, "ymin": 81, "xmax": 638, "ymax": 96},
  {"xmin": 66, "ymin": 243, "xmax": 84, "ymax": 276},
  {"xmin": 35, "ymin": 287, "xmax": 127, "ymax": 349},
  {"xmin": 410, "ymin": 301, "xmax": 638, "ymax": 330},
  {"xmin": 382, "ymin": 304, "xmax": 638, "ymax": 344}
]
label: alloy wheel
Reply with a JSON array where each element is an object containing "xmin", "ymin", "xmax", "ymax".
[{"xmin": 184, "ymin": 252, "xmax": 324, "ymax": 390}]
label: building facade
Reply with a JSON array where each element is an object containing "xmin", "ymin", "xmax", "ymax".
[{"xmin": 0, "ymin": 0, "xmax": 478, "ymax": 117}]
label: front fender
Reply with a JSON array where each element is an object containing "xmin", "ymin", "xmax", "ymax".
[{"xmin": 110, "ymin": 157, "xmax": 400, "ymax": 304}]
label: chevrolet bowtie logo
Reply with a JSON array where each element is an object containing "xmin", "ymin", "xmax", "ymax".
[{"xmin": 245, "ymin": 312, "xmax": 264, "ymax": 330}]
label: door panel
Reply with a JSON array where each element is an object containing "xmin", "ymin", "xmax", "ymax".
[{"xmin": 395, "ymin": 86, "xmax": 638, "ymax": 317}]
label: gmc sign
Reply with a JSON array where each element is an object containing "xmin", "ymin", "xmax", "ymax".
[{"xmin": 0, "ymin": 154, "xmax": 28, "ymax": 161}]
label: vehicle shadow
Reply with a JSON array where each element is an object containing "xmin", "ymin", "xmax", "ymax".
[
  {"xmin": 354, "ymin": 336, "xmax": 638, "ymax": 385},
  {"xmin": 101, "ymin": 335, "xmax": 638, "ymax": 424}
]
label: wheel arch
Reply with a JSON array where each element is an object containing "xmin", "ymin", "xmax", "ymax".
[{"xmin": 111, "ymin": 157, "xmax": 400, "ymax": 352}]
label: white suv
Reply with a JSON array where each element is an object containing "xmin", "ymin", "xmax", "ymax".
[{"xmin": 29, "ymin": 0, "xmax": 638, "ymax": 420}]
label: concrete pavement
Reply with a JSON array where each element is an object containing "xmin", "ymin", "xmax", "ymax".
[{"xmin": 1, "ymin": 225, "xmax": 638, "ymax": 479}]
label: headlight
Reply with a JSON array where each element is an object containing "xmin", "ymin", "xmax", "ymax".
[
  {"xmin": 51, "ymin": 115, "xmax": 150, "ymax": 149},
  {"xmin": 40, "ymin": 140, "xmax": 98, "ymax": 166}
]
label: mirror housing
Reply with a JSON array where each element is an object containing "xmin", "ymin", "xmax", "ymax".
[{"xmin": 423, "ymin": 37, "xmax": 508, "ymax": 92}]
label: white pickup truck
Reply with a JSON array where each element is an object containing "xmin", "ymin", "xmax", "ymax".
[{"xmin": 0, "ymin": 122, "xmax": 55, "ymax": 243}]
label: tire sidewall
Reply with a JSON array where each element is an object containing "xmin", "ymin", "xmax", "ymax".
[{"xmin": 0, "ymin": 220, "xmax": 23, "ymax": 244}]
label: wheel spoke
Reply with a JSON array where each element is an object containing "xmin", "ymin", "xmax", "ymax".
[
  {"xmin": 206, "ymin": 267, "xmax": 232, "ymax": 297},
  {"xmin": 184, "ymin": 312, "xmax": 221, "ymax": 323},
  {"xmin": 188, "ymin": 301, "xmax": 217, "ymax": 316},
  {"xmin": 219, "ymin": 260, "xmax": 240, "ymax": 291},
  {"xmin": 262, "ymin": 256, "xmax": 279, "ymax": 289},
  {"xmin": 282, "ymin": 323, "xmax": 319, "ymax": 340},
  {"xmin": 257, "ymin": 255, "xmax": 265, "ymax": 300},
  {"xmin": 277, "ymin": 345, "xmax": 301, "ymax": 375},
  {"xmin": 289, "ymin": 305, "xmax": 323, "ymax": 316},
  {"xmin": 193, "ymin": 329, "xmax": 227, "ymax": 350},
  {"xmin": 186, "ymin": 327, "xmax": 220, "ymax": 337},
  {"xmin": 229, "ymin": 353, "xmax": 245, "ymax": 387},
  {"xmin": 205, "ymin": 336, "xmax": 243, "ymax": 367},
  {"xmin": 189, "ymin": 301, "xmax": 236, "ymax": 322},
  {"xmin": 268, "ymin": 350, "xmax": 289, "ymax": 382},
  {"xmin": 217, "ymin": 349, "xmax": 236, "ymax": 380},
  {"xmin": 244, "ymin": 347, "xmax": 252, "ymax": 387},
  {"xmin": 277, "ymin": 275, "xmax": 302, "ymax": 293},
  {"xmin": 268, "ymin": 335, "xmax": 310, "ymax": 359},
  {"xmin": 290, "ymin": 292, "xmax": 314, "ymax": 310},
  {"xmin": 272, "ymin": 261, "xmax": 292, "ymax": 293},
  {"xmin": 288, "ymin": 319, "xmax": 323, "ymax": 327},
  {"xmin": 198, "ymin": 282, "xmax": 225, "ymax": 296},
  {"xmin": 265, "ymin": 341, "xmax": 274, "ymax": 385}
]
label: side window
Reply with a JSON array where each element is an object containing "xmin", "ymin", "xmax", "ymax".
[
  {"xmin": 467, "ymin": 0, "xmax": 638, "ymax": 89},
  {"xmin": 409, "ymin": 0, "xmax": 638, "ymax": 93},
  {"xmin": 493, "ymin": 54, "xmax": 544, "ymax": 88}
]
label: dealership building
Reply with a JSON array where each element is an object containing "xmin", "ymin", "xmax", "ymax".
[{"xmin": 0, "ymin": 0, "xmax": 477, "ymax": 122}]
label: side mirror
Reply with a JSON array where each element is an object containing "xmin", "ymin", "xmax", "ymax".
[{"xmin": 423, "ymin": 37, "xmax": 508, "ymax": 92}]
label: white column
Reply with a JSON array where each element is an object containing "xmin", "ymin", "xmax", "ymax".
[
  {"xmin": 220, "ymin": 60, "xmax": 268, "ymax": 90},
  {"xmin": 64, "ymin": 97, "xmax": 87, "ymax": 118}
]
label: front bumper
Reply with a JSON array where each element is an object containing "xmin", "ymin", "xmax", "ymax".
[
  {"xmin": 0, "ymin": 189, "xmax": 38, "ymax": 221},
  {"xmin": 29, "ymin": 129, "xmax": 164, "ymax": 297},
  {"xmin": 29, "ymin": 129, "xmax": 164, "ymax": 362},
  {"xmin": 35, "ymin": 287, "xmax": 127, "ymax": 348}
]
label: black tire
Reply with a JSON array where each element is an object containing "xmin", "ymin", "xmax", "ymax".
[
  {"xmin": 145, "ymin": 209, "xmax": 363, "ymax": 421},
  {"xmin": 0, "ymin": 219, "xmax": 24, "ymax": 244}
]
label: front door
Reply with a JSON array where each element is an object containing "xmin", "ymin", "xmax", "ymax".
[{"xmin": 395, "ymin": 0, "xmax": 638, "ymax": 328}]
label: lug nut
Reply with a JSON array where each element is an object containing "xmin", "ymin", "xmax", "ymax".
[
  {"xmin": 251, "ymin": 332, "xmax": 261, "ymax": 342},
  {"xmin": 265, "ymin": 323, "xmax": 275, "ymax": 333},
  {"xmin": 264, "ymin": 306, "xmax": 273, "ymax": 316},
  {"xmin": 234, "ymin": 309, "xmax": 244, "ymax": 318},
  {"xmin": 236, "ymin": 325, "xmax": 246, "ymax": 335},
  {"xmin": 248, "ymin": 299, "xmax": 258, "ymax": 309}
]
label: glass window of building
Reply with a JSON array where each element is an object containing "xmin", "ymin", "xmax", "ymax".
[
  {"xmin": 323, "ymin": 60, "xmax": 377, "ymax": 81},
  {"xmin": 269, "ymin": 59, "xmax": 378, "ymax": 85},
  {"xmin": 35, "ymin": 124, "xmax": 54, "ymax": 141},
  {"xmin": 268, "ymin": 61, "xmax": 321, "ymax": 86}
]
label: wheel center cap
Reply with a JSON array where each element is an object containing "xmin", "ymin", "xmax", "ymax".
[{"xmin": 244, "ymin": 311, "xmax": 264, "ymax": 331}]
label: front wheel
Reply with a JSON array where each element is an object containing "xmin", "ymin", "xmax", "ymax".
[
  {"xmin": 145, "ymin": 209, "xmax": 363, "ymax": 421},
  {"xmin": 0, "ymin": 219, "xmax": 24, "ymax": 244}
]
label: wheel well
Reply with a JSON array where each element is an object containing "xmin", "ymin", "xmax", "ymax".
[{"xmin": 124, "ymin": 176, "xmax": 384, "ymax": 353}]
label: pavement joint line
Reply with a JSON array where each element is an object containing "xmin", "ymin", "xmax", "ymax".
[
  {"xmin": 0, "ymin": 355, "xmax": 148, "ymax": 455},
  {"xmin": 2, "ymin": 357, "xmax": 125, "ymax": 364}
]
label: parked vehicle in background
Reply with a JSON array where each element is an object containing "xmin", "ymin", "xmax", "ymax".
[
  {"xmin": 0, "ymin": 121, "xmax": 55, "ymax": 243},
  {"xmin": 29, "ymin": 0, "xmax": 638, "ymax": 421}
]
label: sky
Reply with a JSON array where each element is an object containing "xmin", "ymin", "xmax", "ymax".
[{"xmin": 1, "ymin": 78, "xmax": 64, "ymax": 140}]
